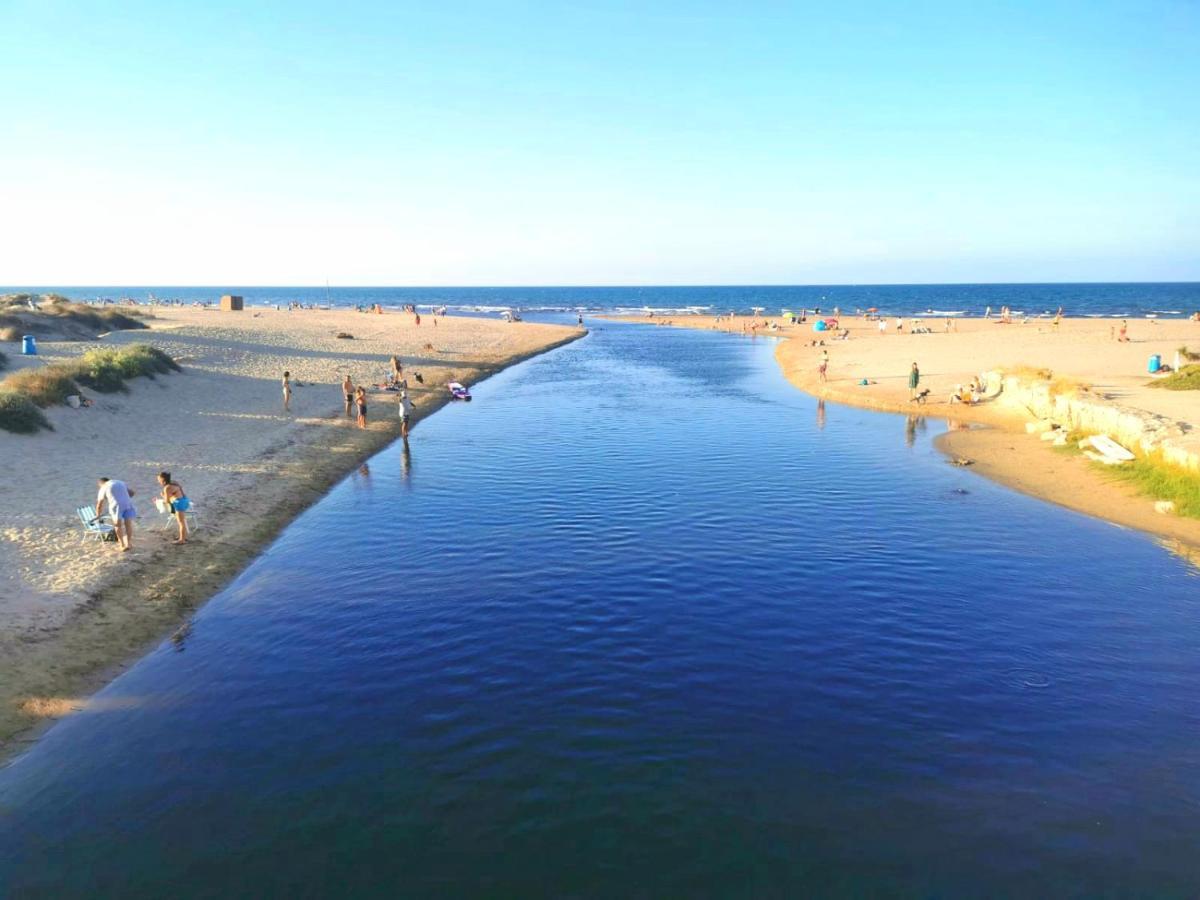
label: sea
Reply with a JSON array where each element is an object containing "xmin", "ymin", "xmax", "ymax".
[
  {"xmin": 4, "ymin": 282, "xmax": 1200, "ymax": 319},
  {"xmin": 2, "ymin": 318, "xmax": 1198, "ymax": 896}
]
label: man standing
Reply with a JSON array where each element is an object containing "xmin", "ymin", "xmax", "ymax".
[
  {"xmin": 908, "ymin": 362, "xmax": 921, "ymax": 400},
  {"xmin": 96, "ymin": 476, "xmax": 137, "ymax": 552},
  {"xmin": 398, "ymin": 390, "xmax": 413, "ymax": 440}
]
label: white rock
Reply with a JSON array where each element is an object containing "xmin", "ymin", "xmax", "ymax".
[{"xmin": 1154, "ymin": 500, "xmax": 1177, "ymax": 515}]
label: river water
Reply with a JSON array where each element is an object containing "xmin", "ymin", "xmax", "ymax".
[{"xmin": 2, "ymin": 322, "xmax": 1198, "ymax": 897}]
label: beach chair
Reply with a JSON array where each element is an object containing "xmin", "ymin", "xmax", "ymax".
[
  {"xmin": 154, "ymin": 497, "xmax": 201, "ymax": 532},
  {"xmin": 77, "ymin": 505, "xmax": 115, "ymax": 542}
]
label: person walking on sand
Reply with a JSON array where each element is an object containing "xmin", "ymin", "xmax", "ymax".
[
  {"xmin": 818, "ymin": 350, "xmax": 829, "ymax": 383},
  {"xmin": 342, "ymin": 374, "xmax": 354, "ymax": 415},
  {"xmin": 1053, "ymin": 307, "xmax": 1063, "ymax": 331},
  {"xmin": 157, "ymin": 471, "xmax": 190, "ymax": 544},
  {"xmin": 390, "ymin": 355, "xmax": 403, "ymax": 383},
  {"xmin": 355, "ymin": 386, "xmax": 368, "ymax": 429},
  {"xmin": 282, "ymin": 371, "xmax": 292, "ymax": 411},
  {"xmin": 95, "ymin": 476, "xmax": 137, "ymax": 552},
  {"xmin": 1118, "ymin": 319, "xmax": 1130, "ymax": 342},
  {"xmin": 908, "ymin": 362, "xmax": 921, "ymax": 400},
  {"xmin": 398, "ymin": 389, "xmax": 413, "ymax": 439}
]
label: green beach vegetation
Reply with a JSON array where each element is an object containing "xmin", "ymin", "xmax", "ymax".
[
  {"xmin": 1101, "ymin": 453, "xmax": 1200, "ymax": 519},
  {"xmin": 1149, "ymin": 364, "xmax": 1200, "ymax": 391},
  {"xmin": 0, "ymin": 344, "xmax": 181, "ymax": 434},
  {"xmin": 0, "ymin": 295, "xmax": 148, "ymax": 342}
]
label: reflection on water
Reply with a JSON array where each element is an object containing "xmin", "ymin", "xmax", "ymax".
[{"xmin": 2, "ymin": 323, "xmax": 1199, "ymax": 897}]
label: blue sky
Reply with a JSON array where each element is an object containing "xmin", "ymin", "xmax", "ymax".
[{"xmin": 0, "ymin": 0, "xmax": 1196, "ymax": 285}]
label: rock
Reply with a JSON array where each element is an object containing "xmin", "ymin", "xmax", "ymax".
[
  {"xmin": 950, "ymin": 457, "xmax": 974, "ymax": 467},
  {"xmin": 1154, "ymin": 500, "xmax": 1177, "ymax": 515}
]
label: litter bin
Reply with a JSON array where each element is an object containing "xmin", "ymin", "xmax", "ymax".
[
  {"xmin": 1148, "ymin": 354, "xmax": 1162, "ymax": 373},
  {"xmin": 21, "ymin": 335, "xmax": 37, "ymax": 355}
]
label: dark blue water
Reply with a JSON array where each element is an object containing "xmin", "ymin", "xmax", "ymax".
[
  {"xmin": 5, "ymin": 282, "xmax": 1200, "ymax": 319},
  {"xmin": 2, "ymin": 324, "xmax": 1198, "ymax": 897}
]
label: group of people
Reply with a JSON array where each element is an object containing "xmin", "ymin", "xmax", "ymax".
[
  {"xmin": 93, "ymin": 471, "xmax": 191, "ymax": 552},
  {"xmin": 339, "ymin": 358, "xmax": 415, "ymax": 438}
]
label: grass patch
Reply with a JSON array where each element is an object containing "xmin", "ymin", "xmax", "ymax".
[
  {"xmin": 1100, "ymin": 454, "xmax": 1200, "ymax": 518},
  {"xmin": 0, "ymin": 295, "xmax": 149, "ymax": 342},
  {"xmin": 1149, "ymin": 364, "xmax": 1200, "ymax": 391},
  {"xmin": 0, "ymin": 390, "xmax": 51, "ymax": 433},
  {"xmin": 3, "ymin": 367, "xmax": 80, "ymax": 406},
  {"xmin": 0, "ymin": 344, "xmax": 181, "ymax": 433}
]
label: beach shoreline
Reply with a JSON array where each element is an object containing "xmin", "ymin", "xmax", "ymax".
[
  {"xmin": 605, "ymin": 313, "xmax": 1200, "ymax": 556},
  {"xmin": 1, "ymin": 308, "xmax": 584, "ymax": 764}
]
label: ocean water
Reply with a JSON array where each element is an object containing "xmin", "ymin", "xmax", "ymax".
[
  {"xmin": 1, "ymin": 323, "xmax": 1198, "ymax": 897},
  {"xmin": 4, "ymin": 282, "xmax": 1200, "ymax": 319}
]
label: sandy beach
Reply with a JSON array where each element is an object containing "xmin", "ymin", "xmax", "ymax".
[
  {"xmin": 0, "ymin": 306, "xmax": 582, "ymax": 754},
  {"xmin": 610, "ymin": 313, "xmax": 1200, "ymax": 555}
]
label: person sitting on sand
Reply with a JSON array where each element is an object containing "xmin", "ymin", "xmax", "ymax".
[
  {"xmin": 282, "ymin": 371, "xmax": 292, "ymax": 411},
  {"xmin": 157, "ymin": 471, "xmax": 190, "ymax": 544},
  {"xmin": 96, "ymin": 477, "xmax": 137, "ymax": 552},
  {"xmin": 355, "ymin": 386, "xmax": 368, "ymax": 429}
]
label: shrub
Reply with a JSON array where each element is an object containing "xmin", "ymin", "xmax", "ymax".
[
  {"xmin": 1149, "ymin": 365, "xmax": 1200, "ymax": 391},
  {"xmin": 62, "ymin": 345, "xmax": 181, "ymax": 392},
  {"xmin": 2, "ymin": 367, "xmax": 80, "ymax": 406},
  {"xmin": 0, "ymin": 390, "xmax": 51, "ymax": 433},
  {"xmin": 0, "ymin": 326, "xmax": 20, "ymax": 342}
]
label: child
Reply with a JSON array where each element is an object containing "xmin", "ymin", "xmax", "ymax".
[{"xmin": 355, "ymin": 386, "xmax": 368, "ymax": 429}]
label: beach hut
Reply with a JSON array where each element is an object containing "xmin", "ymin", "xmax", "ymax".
[{"xmin": 220, "ymin": 294, "xmax": 244, "ymax": 312}]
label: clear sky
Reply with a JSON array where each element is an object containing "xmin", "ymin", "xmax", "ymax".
[{"xmin": 1, "ymin": 0, "xmax": 1196, "ymax": 285}]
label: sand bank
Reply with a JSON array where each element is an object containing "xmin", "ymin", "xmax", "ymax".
[
  {"xmin": 0, "ymin": 307, "xmax": 582, "ymax": 758},
  {"xmin": 609, "ymin": 313, "xmax": 1200, "ymax": 553}
]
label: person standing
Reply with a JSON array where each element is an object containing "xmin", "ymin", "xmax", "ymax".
[
  {"xmin": 398, "ymin": 389, "xmax": 413, "ymax": 439},
  {"xmin": 96, "ymin": 477, "xmax": 137, "ymax": 552},
  {"xmin": 282, "ymin": 371, "xmax": 292, "ymax": 411},
  {"xmin": 342, "ymin": 374, "xmax": 355, "ymax": 415},
  {"xmin": 818, "ymin": 350, "xmax": 829, "ymax": 383},
  {"xmin": 355, "ymin": 386, "xmax": 368, "ymax": 429},
  {"xmin": 908, "ymin": 362, "xmax": 921, "ymax": 400},
  {"xmin": 157, "ymin": 471, "xmax": 190, "ymax": 545}
]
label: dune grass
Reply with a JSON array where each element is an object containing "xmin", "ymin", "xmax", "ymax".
[
  {"xmin": 0, "ymin": 344, "xmax": 181, "ymax": 433},
  {"xmin": 1100, "ymin": 453, "xmax": 1200, "ymax": 519},
  {"xmin": 0, "ymin": 391, "xmax": 51, "ymax": 433},
  {"xmin": 1149, "ymin": 364, "xmax": 1200, "ymax": 391},
  {"xmin": 0, "ymin": 295, "xmax": 148, "ymax": 342}
]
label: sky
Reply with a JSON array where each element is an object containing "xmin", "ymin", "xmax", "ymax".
[{"xmin": 0, "ymin": 0, "xmax": 1196, "ymax": 286}]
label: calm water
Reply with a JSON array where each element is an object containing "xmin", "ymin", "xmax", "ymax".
[
  {"xmin": 5, "ymin": 282, "xmax": 1200, "ymax": 318},
  {"xmin": 2, "ymin": 323, "xmax": 1198, "ymax": 897}
]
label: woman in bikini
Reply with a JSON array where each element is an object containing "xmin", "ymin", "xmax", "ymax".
[
  {"xmin": 157, "ymin": 471, "xmax": 190, "ymax": 544},
  {"xmin": 282, "ymin": 371, "xmax": 293, "ymax": 411}
]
